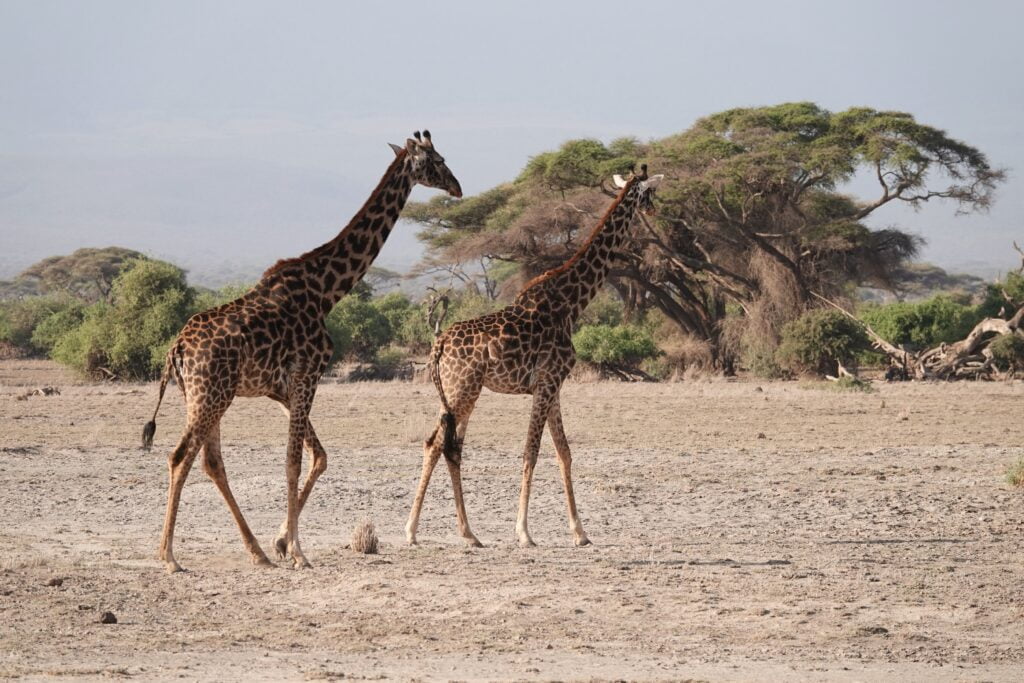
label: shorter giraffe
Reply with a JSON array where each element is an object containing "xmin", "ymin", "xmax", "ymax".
[{"xmin": 406, "ymin": 166, "xmax": 663, "ymax": 548}]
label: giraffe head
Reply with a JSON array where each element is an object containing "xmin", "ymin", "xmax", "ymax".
[
  {"xmin": 613, "ymin": 164, "xmax": 664, "ymax": 216},
  {"xmin": 389, "ymin": 130, "xmax": 463, "ymax": 198}
]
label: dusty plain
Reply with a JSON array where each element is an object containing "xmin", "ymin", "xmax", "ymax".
[{"xmin": 1, "ymin": 359, "xmax": 1023, "ymax": 681}]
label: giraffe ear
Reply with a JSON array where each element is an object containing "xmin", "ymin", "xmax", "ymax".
[
  {"xmin": 612, "ymin": 174, "xmax": 627, "ymax": 188},
  {"xmin": 643, "ymin": 174, "xmax": 665, "ymax": 190},
  {"xmin": 388, "ymin": 143, "xmax": 404, "ymax": 156}
]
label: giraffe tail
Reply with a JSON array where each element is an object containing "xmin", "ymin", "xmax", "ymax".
[
  {"xmin": 430, "ymin": 337, "xmax": 459, "ymax": 463},
  {"xmin": 142, "ymin": 345, "xmax": 177, "ymax": 451}
]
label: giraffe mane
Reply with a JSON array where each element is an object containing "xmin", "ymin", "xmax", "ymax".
[
  {"xmin": 517, "ymin": 177, "xmax": 638, "ymax": 293},
  {"xmin": 260, "ymin": 148, "xmax": 410, "ymax": 281}
]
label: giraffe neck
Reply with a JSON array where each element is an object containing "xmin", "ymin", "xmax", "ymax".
[
  {"xmin": 260, "ymin": 151, "xmax": 415, "ymax": 312},
  {"xmin": 518, "ymin": 183, "xmax": 641, "ymax": 324}
]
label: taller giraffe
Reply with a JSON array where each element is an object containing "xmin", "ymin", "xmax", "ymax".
[
  {"xmin": 406, "ymin": 165, "xmax": 663, "ymax": 548},
  {"xmin": 143, "ymin": 131, "xmax": 462, "ymax": 572}
]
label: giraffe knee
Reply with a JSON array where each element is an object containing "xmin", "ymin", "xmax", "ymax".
[
  {"xmin": 424, "ymin": 426, "xmax": 439, "ymax": 449},
  {"xmin": 201, "ymin": 452, "xmax": 220, "ymax": 477},
  {"xmin": 169, "ymin": 441, "xmax": 190, "ymax": 468}
]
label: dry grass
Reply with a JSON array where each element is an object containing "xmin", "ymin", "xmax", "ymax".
[
  {"xmin": 350, "ymin": 520, "xmax": 379, "ymax": 554},
  {"xmin": 1006, "ymin": 457, "xmax": 1024, "ymax": 488}
]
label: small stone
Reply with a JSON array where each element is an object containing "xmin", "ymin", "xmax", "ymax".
[
  {"xmin": 46, "ymin": 577, "xmax": 63, "ymax": 587},
  {"xmin": 856, "ymin": 625, "xmax": 888, "ymax": 636},
  {"xmin": 757, "ymin": 432, "xmax": 766, "ymax": 439},
  {"xmin": 99, "ymin": 611, "xmax": 117, "ymax": 624}
]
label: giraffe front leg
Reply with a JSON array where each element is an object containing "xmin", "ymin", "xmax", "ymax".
[
  {"xmin": 282, "ymin": 390, "xmax": 314, "ymax": 569},
  {"xmin": 547, "ymin": 396, "xmax": 590, "ymax": 547},
  {"xmin": 274, "ymin": 420, "xmax": 327, "ymax": 560},
  {"xmin": 516, "ymin": 387, "xmax": 557, "ymax": 548}
]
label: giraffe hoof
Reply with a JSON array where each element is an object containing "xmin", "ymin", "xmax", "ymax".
[
  {"xmin": 253, "ymin": 554, "xmax": 275, "ymax": 568},
  {"xmin": 164, "ymin": 560, "xmax": 184, "ymax": 574},
  {"xmin": 462, "ymin": 536, "xmax": 484, "ymax": 548},
  {"xmin": 292, "ymin": 558, "xmax": 312, "ymax": 570},
  {"xmin": 575, "ymin": 536, "xmax": 593, "ymax": 547},
  {"xmin": 518, "ymin": 536, "xmax": 537, "ymax": 549}
]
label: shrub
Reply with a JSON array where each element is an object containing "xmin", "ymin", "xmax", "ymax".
[
  {"xmin": 577, "ymin": 290, "xmax": 625, "ymax": 327},
  {"xmin": 979, "ymin": 272, "xmax": 1024, "ymax": 318},
  {"xmin": 860, "ymin": 295, "xmax": 982, "ymax": 350},
  {"xmin": 573, "ymin": 324, "xmax": 658, "ymax": 367},
  {"xmin": 191, "ymin": 282, "xmax": 253, "ymax": 313},
  {"xmin": 744, "ymin": 344, "xmax": 788, "ymax": 379},
  {"xmin": 445, "ymin": 292, "xmax": 503, "ymax": 327},
  {"xmin": 30, "ymin": 302, "xmax": 87, "ymax": 354},
  {"xmin": 371, "ymin": 292, "xmax": 432, "ymax": 350},
  {"xmin": 777, "ymin": 308, "xmax": 869, "ymax": 376},
  {"xmin": 325, "ymin": 296, "xmax": 390, "ymax": 362},
  {"xmin": 50, "ymin": 259, "xmax": 195, "ymax": 380},
  {"xmin": 989, "ymin": 333, "xmax": 1024, "ymax": 374},
  {"xmin": 0, "ymin": 296, "xmax": 81, "ymax": 355}
]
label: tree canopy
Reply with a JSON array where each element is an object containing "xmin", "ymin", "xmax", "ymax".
[
  {"xmin": 15, "ymin": 247, "xmax": 147, "ymax": 302},
  {"xmin": 407, "ymin": 103, "xmax": 1003, "ymax": 368}
]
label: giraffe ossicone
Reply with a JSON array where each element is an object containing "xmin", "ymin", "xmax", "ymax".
[
  {"xmin": 405, "ymin": 166, "xmax": 662, "ymax": 548},
  {"xmin": 142, "ymin": 131, "xmax": 461, "ymax": 573}
]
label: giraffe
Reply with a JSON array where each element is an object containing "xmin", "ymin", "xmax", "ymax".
[
  {"xmin": 142, "ymin": 130, "xmax": 462, "ymax": 572},
  {"xmin": 406, "ymin": 165, "xmax": 663, "ymax": 548}
]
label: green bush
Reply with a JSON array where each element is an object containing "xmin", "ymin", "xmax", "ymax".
[
  {"xmin": 445, "ymin": 292, "xmax": 503, "ymax": 327},
  {"xmin": 50, "ymin": 259, "xmax": 195, "ymax": 380},
  {"xmin": 30, "ymin": 302, "xmax": 87, "ymax": 354},
  {"xmin": 0, "ymin": 296, "xmax": 81, "ymax": 355},
  {"xmin": 860, "ymin": 295, "xmax": 982, "ymax": 350},
  {"xmin": 744, "ymin": 344, "xmax": 788, "ymax": 379},
  {"xmin": 573, "ymin": 324, "xmax": 658, "ymax": 367},
  {"xmin": 373, "ymin": 345, "xmax": 409, "ymax": 375},
  {"xmin": 979, "ymin": 272, "xmax": 1024, "ymax": 318},
  {"xmin": 191, "ymin": 282, "xmax": 253, "ymax": 313},
  {"xmin": 577, "ymin": 290, "xmax": 625, "ymax": 327},
  {"xmin": 325, "ymin": 296, "xmax": 391, "ymax": 362},
  {"xmin": 989, "ymin": 333, "xmax": 1024, "ymax": 373},
  {"xmin": 777, "ymin": 308, "xmax": 869, "ymax": 376}
]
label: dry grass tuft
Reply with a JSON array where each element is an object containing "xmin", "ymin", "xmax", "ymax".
[
  {"xmin": 1006, "ymin": 458, "xmax": 1024, "ymax": 489},
  {"xmin": 350, "ymin": 520, "xmax": 379, "ymax": 554}
]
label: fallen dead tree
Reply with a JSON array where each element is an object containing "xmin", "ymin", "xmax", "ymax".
[{"xmin": 813, "ymin": 292, "xmax": 1024, "ymax": 381}]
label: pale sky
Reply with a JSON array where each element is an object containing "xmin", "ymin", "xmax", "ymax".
[{"xmin": 2, "ymin": 0, "xmax": 1022, "ymax": 285}]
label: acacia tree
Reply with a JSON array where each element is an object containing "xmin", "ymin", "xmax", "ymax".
[
  {"xmin": 407, "ymin": 103, "xmax": 1003, "ymax": 369},
  {"xmin": 17, "ymin": 247, "xmax": 147, "ymax": 301}
]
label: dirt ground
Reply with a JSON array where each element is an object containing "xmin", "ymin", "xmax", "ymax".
[{"xmin": 1, "ymin": 359, "xmax": 1023, "ymax": 682}]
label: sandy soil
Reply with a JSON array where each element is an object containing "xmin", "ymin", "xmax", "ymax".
[{"xmin": 1, "ymin": 359, "xmax": 1023, "ymax": 681}]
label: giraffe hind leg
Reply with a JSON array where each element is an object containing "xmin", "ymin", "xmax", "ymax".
[
  {"xmin": 406, "ymin": 423, "xmax": 443, "ymax": 545},
  {"xmin": 407, "ymin": 371, "xmax": 484, "ymax": 547},
  {"xmin": 445, "ymin": 412, "xmax": 482, "ymax": 547},
  {"xmin": 201, "ymin": 422, "xmax": 273, "ymax": 567},
  {"xmin": 157, "ymin": 425, "xmax": 205, "ymax": 573}
]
